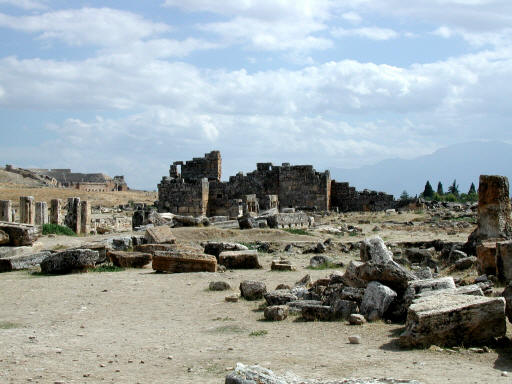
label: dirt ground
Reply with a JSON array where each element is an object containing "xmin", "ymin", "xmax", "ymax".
[{"xmin": 1, "ymin": 186, "xmax": 511, "ymax": 383}]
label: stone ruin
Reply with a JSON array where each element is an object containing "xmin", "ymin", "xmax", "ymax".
[{"xmin": 157, "ymin": 151, "xmax": 395, "ymax": 217}]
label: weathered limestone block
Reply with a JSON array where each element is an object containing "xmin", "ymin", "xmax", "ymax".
[
  {"xmin": 360, "ymin": 236, "xmax": 393, "ymax": 263},
  {"xmin": 239, "ymin": 280, "xmax": 266, "ymax": 300},
  {"xmin": 219, "ymin": 250, "xmax": 262, "ymax": 269},
  {"xmin": 0, "ymin": 222, "xmax": 40, "ymax": 246},
  {"xmin": 266, "ymin": 212, "xmax": 310, "ymax": 229},
  {"xmin": 404, "ymin": 247, "xmax": 436, "ymax": 264},
  {"xmin": 203, "ymin": 242, "xmax": 248, "ymax": 259},
  {"xmin": 152, "ymin": 251, "xmax": 216, "ymax": 273},
  {"xmin": 40, "ymin": 249, "xmax": 99, "ymax": 274},
  {"xmin": 403, "ymin": 277, "xmax": 456, "ymax": 307},
  {"xmin": 209, "ymin": 281, "xmax": 231, "ymax": 291},
  {"xmin": 264, "ymin": 305, "xmax": 288, "ymax": 321},
  {"xmin": 310, "ymin": 255, "xmax": 332, "ymax": 267},
  {"xmin": 360, "ymin": 281, "xmax": 397, "ymax": 320},
  {"xmin": 341, "ymin": 260, "xmax": 367, "ymax": 288},
  {"xmin": 238, "ymin": 216, "xmax": 256, "ymax": 229},
  {"xmin": 301, "ymin": 304, "xmax": 334, "ymax": 321},
  {"xmin": 80, "ymin": 200, "xmax": 91, "ymax": 234},
  {"xmin": 19, "ymin": 196, "xmax": 35, "ymax": 225},
  {"xmin": 144, "ymin": 225, "xmax": 176, "ymax": 244},
  {"xmin": 0, "ymin": 200, "xmax": 12, "ymax": 222},
  {"xmin": 356, "ymin": 260, "xmax": 417, "ymax": 294},
  {"xmin": 0, "ymin": 251, "xmax": 52, "ymax": 272},
  {"xmin": 454, "ymin": 256, "xmax": 477, "ymax": 270},
  {"xmin": 400, "ymin": 294, "xmax": 506, "ymax": 348},
  {"xmin": 264, "ymin": 290, "xmax": 298, "ymax": 306},
  {"xmin": 50, "ymin": 199, "xmax": 62, "ymax": 225},
  {"xmin": 0, "ymin": 230, "xmax": 9, "ymax": 245},
  {"xmin": 35, "ymin": 201, "xmax": 48, "ymax": 226},
  {"xmin": 476, "ymin": 241, "xmax": 497, "ymax": 275},
  {"xmin": 331, "ymin": 299, "xmax": 359, "ymax": 320},
  {"xmin": 64, "ymin": 197, "xmax": 81, "ymax": 234},
  {"xmin": 78, "ymin": 243, "xmax": 108, "ymax": 264},
  {"xmin": 108, "ymin": 250, "xmax": 152, "ymax": 268},
  {"xmin": 496, "ymin": 240, "xmax": 512, "ymax": 282},
  {"xmin": 134, "ymin": 243, "xmax": 177, "ymax": 254},
  {"xmin": 271, "ymin": 259, "xmax": 295, "ymax": 271}
]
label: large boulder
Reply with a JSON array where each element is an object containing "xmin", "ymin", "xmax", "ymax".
[
  {"xmin": 355, "ymin": 260, "xmax": 417, "ymax": 294},
  {"xmin": 240, "ymin": 280, "xmax": 266, "ymax": 300},
  {"xmin": 331, "ymin": 299, "xmax": 359, "ymax": 320},
  {"xmin": 40, "ymin": 249, "xmax": 99, "ymax": 274},
  {"xmin": 144, "ymin": 225, "xmax": 176, "ymax": 244},
  {"xmin": 360, "ymin": 236, "xmax": 393, "ymax": 263},
  {"xmin": 264, "ymin": 305, "xmax": 288, "ymax": 321},
  {"xmin": 108, "ymin": 251, "xmax": 152, "ymax": 268},
  {"xmin": 340, "ymin": 261, "xmax": 367, "ymax": 288},
  {"xmin": 152, "ymin": 251, "xmax": 216, "ymax": 273},
  {"xmin": 360, "ymin": 281, "xmax": 397, "ymax": 321},
  {"xmin": 219, "ymin": 250, "xmax": 262, "ymax": 269},
  {"xmin": 204, "ymin": 242, "xmax": 248, "ymax": 259},
  {"xmin": 400, "ymin": 294, "xmax": 506, "ymax": 348}
]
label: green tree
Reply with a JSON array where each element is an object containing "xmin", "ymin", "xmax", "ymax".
[
  {"xmin": 400, "ymin": 190, "xmax": 410, "ymax": 201},
  {"xmin": 468, "ymin": 182, "xmax": 476, "ymax": 195},
  {"xmin": 422, "ymin": 181, "xmax": 434, "ymax": 199},
  {"xmin": 437, "ymin": 182, "xmax": 444, "ymax": 195},
  {"xmin": 448, "ymin": 179, "xmax": 459, "ymax": 196}
]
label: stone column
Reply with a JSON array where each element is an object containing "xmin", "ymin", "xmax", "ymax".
[
  {"xmin": 0, "ymin": 200, "xmax": 12, "ymax": 222},
  {"xmin": 64, "ymin": 197, "xmax": 81, "ymax": 234},
  {"xmin": 80, "ymin": 200, "xmax": 91, "ymax": 235},
  {"xmin": 50, "ymin": 199, "xmax": 62, "ymax": 225},
  {"xmin": 19, "ymin": 196, "xmax": 35, "ymax": 225},
  {"xmin": 35, "ymin": 201, "xmax": 48, "ymax": 226}
]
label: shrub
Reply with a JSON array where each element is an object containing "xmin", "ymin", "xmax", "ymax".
[{"xmin": 42, "ymin": 224, "xmax": 76, "ymax": 236}]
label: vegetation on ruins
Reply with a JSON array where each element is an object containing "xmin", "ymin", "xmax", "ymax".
[
  {"xmin": 282, "ymin": 228, "xmax": 310, "ymax": 236},
  {"xmin": 42, "ymin": 223, "xmax": 77, "ymax": 236},
  {"xmin": 420, "ymin": 179, "xmax": 477, "ymax": 203}
]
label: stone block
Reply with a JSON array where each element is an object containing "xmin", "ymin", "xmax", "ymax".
[
  {"xmin": 404, "ymin": 277, "xmax": 456, "ymax": 307},
  {"xmin": 476, "ymin": 241, "xmax": 497, "ymax": 275},
  {"xmin": 400, "ymin": 294, "xmax": 506, "ymax": 348},
  {"xmin": 264, "ymin": 290, "xmax": 298, "ymax": 306},
  {"xmin": 496, "ymin": 240, "xmax": 512, "ymax": 282},
  {"xmin": 40, "ymin": 249, "xmax": 99, "ymax": 274},
  {"xmin": 301, "ymin": 304, "xmax": 334, "ymax": 321},
  {"xmin": 0, "ymin": 229, "xmax": 9, "ymax": 245},
  {"xmin": 360, "ymin": 236, "xmax": 393, "ymax": 263},
  {"xmin": 360, "ymin": 281, "xmax": 397, "ymax": 320},
  {"xmin": 356, "ymin": 260, "xmax": 417, "ymax": 294},
  {"xmin": 0, "ymin": 222, "xmax": 41, "ymax": 246},
  {"xmin": 19, "ymin": 196, "xmax": 35, "ymax": 225},
  {"xmin": 35, "ymin": 201, "xmax": 48, "ymax": 226},
  {"xmin": 203, "ymin": 242, "xmax": 248, "ymax": 258},
  {"xmin": 0, "ymin": 251, "xmax": 52, "ymax": 272},
  {"xmin": 239, "ymin": 280, "xmax": 266, "ymax": 300},
  {"xmin": 264, "ymin": 305, "xmax": 288, "ymax": 321},
  {"xmin": 144, "ymin": 225, "xmax": 176, "ymax": 244},
  {"xmin": 134, "ymin": 243, "xmax": 177, "ymax": 254},
  {"xmin": 50, "ymin": 199, "xmax": 62, "ymax": 225},
  {"xmin": 332, "ymin": 299, "xmax": 359, "ymax": 320},
  {"xmin": 0, "ymin": 200, "xmax": 12, "ymax": 222},
  {"xmin": 219, "ymin": 250, "xmax": 262, "ymax": 269},
  {"xmin": 152, "ymin": 251, "xmax": 216, "ymax": 273},
  {"xmin": 108, "ymin": 251, "xmax": 152, "ymax": 268},
  {"xmin": 80, "ymin": 201, "xmax": 91, "ymax": 234},
  {"xmin": 270, "ymin": 259, "xmax": 295, "ymax": 271}
]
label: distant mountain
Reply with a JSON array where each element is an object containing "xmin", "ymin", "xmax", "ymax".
[{"xmin": 330, "ymin": 141, "xmax": 512, "ymax": 197}]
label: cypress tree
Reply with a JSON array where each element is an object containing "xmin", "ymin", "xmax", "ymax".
[
  {"xmin": 423, "ymin": 181, "xmax": 434, "ymax": 199},
  {"xmin": 437, "ymin": 181, "xmax": 444, "ymax": 195}
]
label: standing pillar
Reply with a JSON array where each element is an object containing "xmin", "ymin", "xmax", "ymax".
[
  {"xmin": 20, "ymin": 196, "xmax": 35, "ymax": 225},
  {"xmin": 64, "ymin": 197, "xmax": 81, "ymax": 234},
  {"xmin": 35, "ymin": 201, "xmax": 48, "ymax": 226},
  {"xmin": 80, "ymin": 201, "xmax": 91, "ymax": 235},
  {"xmin": 0, "ymin": 200, "xmax": 12, "ymax": 222},
  {"xmin": 50, "ymin": 199, "xmax": 62, "ymax": 225}
]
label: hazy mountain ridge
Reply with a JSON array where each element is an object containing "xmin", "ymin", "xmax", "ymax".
[{"xmin": 330, "ymin": 141, "xmax": 512, "ymax": 197}]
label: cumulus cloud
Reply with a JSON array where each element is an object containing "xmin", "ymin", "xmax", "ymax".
[
  {"xmin": 0, "ymin": 0, "xmax": 46, "ymax": 10},
  {"xmin": 332, "ymin": 27, "xmax": 399, "ymax": 40}
]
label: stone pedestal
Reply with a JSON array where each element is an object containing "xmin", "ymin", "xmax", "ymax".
[
  {"xmin": 19, "ymin": 196, "xmax": 35, "ymax": 225},
  {"xmin": 35, "ymin": 201, "xmax": 48, "ymax": 226},
  {"xmin": 50, "ymin": 199, "xmax": 62, "ymax": 225},
  {"xmin": 0, "ymin": 200, "xmax": 12, "ymax": 222},
  {"xmin": 80, "ymin": 200, "xmax": 91, "ymax": 235},
  {"xmin": 476, "ymin": 241, "xmax": 497, "ymax": 275},
  {"xmin": 64, "ymin": 197, "xmax": 81, "ymax": 234}
]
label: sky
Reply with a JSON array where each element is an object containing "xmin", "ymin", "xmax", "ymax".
[{"xmin": 0, "ymin": 0, "xmax": 511, "ymax": 190}]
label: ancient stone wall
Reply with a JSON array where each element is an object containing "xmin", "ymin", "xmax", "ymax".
[
  {"xmin": 157, "ymin": 178, "xmax": 209, "ymax": 216},
  {"xmin": 178, "ymin": 150, "xmax": 221, "ymax": 183},
  {"xmin": 330, "ymin": 181, "xmax": 395, "ymax": 212}
]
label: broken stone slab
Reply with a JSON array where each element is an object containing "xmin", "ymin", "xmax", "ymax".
[
  {"xmin": 454, "ymin": 256, "xmax": 477, "ymax": 270},
  {"xmin": 239, "ymin": 280, "xmax": 266, "ymax": 300},
  {"xmin": 309, "ymin": 255, "xmax": 332, "ymax": 268},
  {"xmin": 356, "ymin": 260, "xmax": 417, "ymax": 294},
  {"xmin": 144, "ymin": 225, "xmax": 176, "ymax": 244},
  {"xmin": 323, "ymin": 286, "xmax": 366, "ymax": 306},
  {"xmin": 204, "ymin": 242, "xmax": 248, "ymax": 259},
  {"xmin": 400, "ymin": 294, "xmax": 506, "ymax": 348},
  {"xmin": 209, "ymin": 281, "xmax": 231, "ymax": 291},
  {"xmin": 349, "ymin": 313, "xmax": 366, "ymax": 325},
  {"xmin": 264, "ymin": 290, "xmax": 298, "ymax": 306},
  {"xmin": 40, "ymin": 249, "xmax": 99, "ymax": 274},
  {"xmin": 270, "ymin": 259, "xmax": 296, "ymax": 271},
  {"xmin": 476, "ymin": 241, "xmax": 497, "ymax": 276},
  {"xmin": 152, "ymin": 251, "xmax": 216, "ymax": 273},
  {"xmin": 412, "ymin": 267, "xmax": 432, "ymax": 280},
  {"xmin": 332, "ymin": 299, "xmax": 359, "ymax": 320},
  {"xmin": 219, "ymin": 250, "xmax": 262, "ymax": 269},
  {"xmin": 404, "ymin": 247, "xmax": 435, "ymax": 264},
  {"xmin": 301, "ymin": 304, "xmax": 334, "ymax": 321},
  {"xmin": 286, "ymin": 300, "xmax": 322, "ymax": 315},
  {"xmin": 0, "ymin": 229, "xmax": 9, "ymax": 245},
  {"xmin": 134, "ymin": 243, "xmax": 177, "ymax": 254},
  {"xmin": 360, "ymin": 236, "xmax": 393, "ymax": 263},
  {"xmin": 360, "ymin": 281, "xmax": 397, "ymax": 321},
  {"xmin": 265, "ymin": 212, "xmax": 310, "ymax": 229},
  {"xmin": 0, "ymin": 251, "xmax": 52, "ymax": 272},
  {"xmin": 107, "ymin": 251, "xmax": 152, "ymax": 268},
  {"xmin": 496, "ymin": 240, "xmax": 512, "ymax": 282},
  {"xmin": 225, "ymin": 363, "xmax": 422, "ymax": 384},
  {"xmin": 0, "ymin": 222, "xmax": 41, "ymax": 246},
  {"xmin": 264, "ymin": 305, "xmax": 288, "ymax": 321},
  {"xmin": 403, "ymin": 277, "xmax": 456, "ymax": 307},
  {"xmin": 341, "ymin": 260, "xmax": 367, "ymax": 288},
  {"xmin": 77, "ymin": 244, "xmax": 108, "ymax": 265},
  {"xmin": 238, "ymin": 216, "xmax": 257, "ymax": 230}
]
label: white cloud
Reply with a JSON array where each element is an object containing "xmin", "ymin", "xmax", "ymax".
[
  {"xmin": 0, "ymin": 0, "xmax": 46, "ymax": 10},
  {"xmin": 341, "ymin": 12, "xmax": 362, "ymax": 24},
  {"xmin": 0, "ymin": 8, "xmax": 170, "ymax": 46},
  {"xmin": 332, "ymin": 27, "xmax": 399, "ymax": 40}
]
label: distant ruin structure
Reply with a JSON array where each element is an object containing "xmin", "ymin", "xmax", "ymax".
[
  {"xmin": 4, "ymin": 165, "xmax": 128, "ymax": 191},
  {"xmin": 157, "ymin": 151, "xmax": 395, "ymax": 217}
]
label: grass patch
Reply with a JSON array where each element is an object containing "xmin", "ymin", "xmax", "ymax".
[
  {"xmin": 348, "ymin": 232, "xmax": 358, "ymax": 237},
  {"xmin": 210, "ymin": 325, "xmax": 245, "ymax": 334},
  {"xmin": 282, "ymin": 228, "xmax": 310, "ymax": 236},
  {"xmin": 42, "ymin": 224, "xmax": 76, "ymax": 236},
  {"xmin": 91, "ymin": 264, "xmax": 125, "ymax": 273},
  {"xmin": 212, "ymin": 316, "xmax": 235, "ymax": 321},
  {"xmin": 306, "ymin": 262, "xmax": 339, "ymax": 270},
  {"xmin": 249, "ymin": 330, "xmax": 268, "ymax": 337},
  {"xmin": 0, "ymin": 321, "xmax": 22, "ymax": 329},
  {"xmin": 52, "ymin": 244, "xmax": 67, "ymax": 251}
]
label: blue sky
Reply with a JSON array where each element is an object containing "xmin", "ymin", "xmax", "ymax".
[{"xmin": 1, "ymin": 0, "xmax": 511, "ymax": 190}]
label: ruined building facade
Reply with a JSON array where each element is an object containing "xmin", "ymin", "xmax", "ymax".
[{"xmin": 157, "ymin": 151, "xmax": 395, "ymax": 217}]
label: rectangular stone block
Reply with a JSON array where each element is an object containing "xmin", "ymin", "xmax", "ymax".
[
  {"xmin": 0, "ymin": 200, "xmax": 12, "ymax": 222},
  {"xmin": 400, "ymin": 294, "xmax": 506, "ymax": 348},
  {"xmin": 35, "ymin": 201, "xmax": 48, "ymax": 226},
  {"xmin": 0, "ymin": 222, "xmax": 41, "ymax": 246},
  {"xmin": 219, "ymin": 250, "xmax": 262, "ymax": 269},
  {"xmin": 80, "ymin": 201, "xmax": 91, "ymax": 234},
  {"xmin": 64, "ymin": 197, "xmax": 81, "ymax": 234},
  {"xmin": 496, "ymin": 240, "xmax": 512, "ymax": 282},
  {"xmin": 477, "ymin": 241, "xmax": 497, "ymax": 275},
  {"xmin": 107, "ymin": 251, "xmax": 152, "ymax": 268},
  {"xmin": 50, "ymin": 199, "xmax": 62, "ymax": 225},
  {"xmin": 145, "ymin": 225, "xmax": 176, "ymax": 244},
  {"xmin": 19, "ymin": 196, "xmax": 35, "ymax": 225},
  {"xmin": 152, "ymin": 251, "xmax": 216, "ymax": 273}
]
